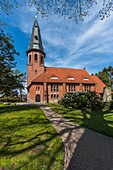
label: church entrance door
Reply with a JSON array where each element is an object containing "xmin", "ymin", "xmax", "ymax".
[{"xmin": 35, "ymin": 94, "xmax": 40, "ymax": 102}]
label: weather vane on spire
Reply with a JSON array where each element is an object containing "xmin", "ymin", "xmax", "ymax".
[{"xmin": 35, "ymin": 15, "xmax": 38, "ymax": 19}]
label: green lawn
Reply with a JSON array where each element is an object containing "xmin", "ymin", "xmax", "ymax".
[
  {"xmin": 0, "ymin": 105, "xmax": 64, "ymax": 170},
  {"xmin": 48, "ymin": 103, "xmax": 113, "ymax": 138}
]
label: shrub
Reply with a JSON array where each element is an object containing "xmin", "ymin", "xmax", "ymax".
[
  {"xmin": 112, "ymin": 93, "xmax": 113, "ymax": 100},
  {"xmin": 59, "ymin": 91, "xmax": 103, "ymax": 111},
  {"xmin": 109, "ymin": 101, "xmax": 113, "ymax": 110},
  {"xmin": 102, "ymin": 100, "xmax": 113, "ymax": 110},
  {"xmin": 0, "ymin": 96, "xmax": 20, "ymax": 103}
]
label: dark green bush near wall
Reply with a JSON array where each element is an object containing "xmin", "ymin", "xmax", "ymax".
[
  {"xmin": 59, "ymin": 91, "xmax": 103, "ymax": 111},
  {"xmin": 109, "ymin": 101, "xmax": 113, "ymax": 109},
  {"xmin": 0, "ymin": 96, "xmax": 20, "ymax": 102},
  {"xmin": 112, "ymin": 93, "xmax": 113, "ymax": 100}
]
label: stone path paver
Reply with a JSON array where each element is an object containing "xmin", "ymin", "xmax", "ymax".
[{"xmin": 40, "ymin": 104, "xmax": 113, "ymax": 170}]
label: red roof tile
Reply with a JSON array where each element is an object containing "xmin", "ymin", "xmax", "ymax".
[
  {"xmin": 32, "ymin": 67, "xmax": 96, "ymax": 84},
  {"xmin": 91, "ymin": 75, "xmax": 106, "ymax": 93}
]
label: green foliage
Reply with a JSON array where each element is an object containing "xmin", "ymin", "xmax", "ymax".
[
  {"xmin": 96, "ymin": 66, "xmax": 113, "ymax": 89},
  {"xmin": 25, "ymin": 1, "xmax": 113, "ymax": 22},
  {"xmin": 26, "ymin": 0, "xmax": 97, "ymax": 22},
  {"xmin": 112, "ymin": 93, "xmax": 113, "ymax": 100},
  {"xmin": 13, "ymin": 70, "xmax": 26, "ymax": 101},
  {"xmin": 0, "ymin": 0, "xmax": 20, "ymax": 15},
  {"xmin": 109, "ymin": 100, "xmax": 113, "ymax": 110},
  {"xmin": 0, "ymin": 96, "xmax": 20, "ymax": 102},
  {"xmin": 59, "ymin": 91, "xmax": 103, "ymax": 111},
  {"xmin": 99, "ymin": 1, "xmax": 113, "ymax": 20},
  {"xmin": 0, "ymin": 105, "xmax": 64, "ymax": 170},
  {"xmin": 0, "ymin": 29, "xmax": 25, "ymax": 96},
  {"xmin": 48, "ymin": 103, "xmax": 113, "ymax": 137},
  {"xmin": 0, "ymin": 0, "xmax": 112, "ymax": 23}
]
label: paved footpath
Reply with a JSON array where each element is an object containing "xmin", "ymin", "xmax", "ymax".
[{"xmin": 40, "ymin": 104, "xmax": 113, "ymax": 170}]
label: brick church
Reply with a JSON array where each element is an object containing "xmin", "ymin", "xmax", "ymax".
[{"xmin": 27, "ymin": 20, "xmax": 106, "ymax": 103}]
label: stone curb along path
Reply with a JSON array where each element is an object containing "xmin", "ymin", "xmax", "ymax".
[{"xmin": 40, "ymin": 104, "xmax": 113, "ymax": 170}]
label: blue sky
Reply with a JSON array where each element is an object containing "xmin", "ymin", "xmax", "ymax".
[{"xmin": 2, "ymin": 1, "xmax": 113, "ymax": 75}]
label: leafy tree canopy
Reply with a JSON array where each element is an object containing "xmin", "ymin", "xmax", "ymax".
[
  {"xmin": 13, "ymin": 70, "xmax": 26, "ymax": 101},
  {"xmin": 0, "ymin": 0, "xmax": 113, "ymax": 22},
  {"xmin": 0, "ymin": 0, "xmax": 20, "ymax": 15},
  {"xmin": 96, "ymin": 66, "xmax": 113, "ymax": 89},
  {"xmin": 0, "ymin": 29, "xmax": 25, "ymax": 96}
]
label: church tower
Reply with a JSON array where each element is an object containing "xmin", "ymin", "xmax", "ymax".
[{"xmin": 27, "ymin": 20, "xmax": 45, "ymax": 86}]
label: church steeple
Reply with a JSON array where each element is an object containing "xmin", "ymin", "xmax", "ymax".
[
  {"xmin": 29, "ymin": 20, "xmax": 44, "ymax": 52},
  {"xmin": 27, "ymin": 19, "xmax": 45, "ymax": 86}
]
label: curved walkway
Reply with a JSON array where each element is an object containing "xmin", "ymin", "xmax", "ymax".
[{"xmin": 40, "ymin": 104, "xmax": 113, "ymax": 170}]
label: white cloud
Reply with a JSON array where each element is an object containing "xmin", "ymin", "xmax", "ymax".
[{"xmin": 2, "ymin": 1, "xmax": 113, "ymax": 74}]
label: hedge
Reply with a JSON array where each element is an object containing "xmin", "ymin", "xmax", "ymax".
[{"xmin": 59, "ymin": 91, "xmax": 103, "ymax": 111}]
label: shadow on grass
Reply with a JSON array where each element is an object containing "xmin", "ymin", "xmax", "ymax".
[
  {"xmin": 48, "ymin": 103, "xmax": 113, "ymax": 137},
  {"xmin": 0, "ymin": 105, "xmax": 37, "ymax": 114},
  {"xmin": 66, "ymin": 105, "xmax": 113, "ymax": 169},
  {"xmin": 47, "ymin": 103, "xmax": 113, "ymax": 170},
  {"xmin": 0, "ymin": 105, "xmax": 64, "ymax": 170},
  {"xmin": 81, "ymin": 108, "xmax": 113, "ymax": 137}
]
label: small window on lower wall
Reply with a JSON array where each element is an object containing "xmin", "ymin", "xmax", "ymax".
[
  {"xmin": 57, "ymin": 94, "xmax": 59, "ymax": 98},
  {"xmin": 51, "ymin": 94, "xmax": 53, "ymax": 99},
  {"xmin": 36, "ymin": 86, "xmax": 40, "ymax": 91},
  {"xmin": 35, "ymin": 70, "xmax": 38, "ymax": 74}
]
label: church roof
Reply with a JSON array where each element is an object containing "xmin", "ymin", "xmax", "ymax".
[
  {"xmin": 28, "ymin": 20, "xmax": 44, "ymax": 52},
  {"xmin": 32, "ymin": 67, "xmax": 96, "ymax": 84},
  {"xmin": 91, "ymin": 75, "xmax": 106, "ymax": 93}
]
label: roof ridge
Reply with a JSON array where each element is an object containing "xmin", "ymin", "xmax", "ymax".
[{"xmin": 46, "ymin": 66, "xmax": 85, "ymax": 70}]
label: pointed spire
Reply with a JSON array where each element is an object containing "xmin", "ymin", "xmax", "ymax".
[{"xmin": 28, "ymin": 20, "xmax": 44, "ymax": 52}]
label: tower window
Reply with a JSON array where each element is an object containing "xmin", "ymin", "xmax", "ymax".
[
  {"xmin": 29, "ymin": 54, "xmax": 31, "ymax": 63},
  {"xmin": 34, "ymin": 54, "xmax": 38, "ymax": 62},
  {"xmin": 40, "ymin": 55, "xmax": 43, "ymax": 65},
  {"xmin": 35, "ymin": 70, "xmax": 38, "ymax": 74}
]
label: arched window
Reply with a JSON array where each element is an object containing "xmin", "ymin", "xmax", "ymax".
[
  {"xmin": 34, "ymin": 54, "xmax": 38, "ymax": 62},
  {"xmin": 29, "ymin": 54, "xmax": 31, "ymax": 63},
  {"xmin": 40, "ymin": 55, "xmax": 43, "ymax": 65}
]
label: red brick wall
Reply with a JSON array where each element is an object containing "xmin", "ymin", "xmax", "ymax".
[
  {"xmin": 66, "ymin": 83, "xmax": 80, "ymax": 92},
  {"xmin": 27, "ymin": 51, "xmax": 45, "ymax": 85},
  {"xmin": 47, "ymin": 83, "xmax": 62, "ymax": 102},
  {"xmin": 27, "ymin": 83, "xmax": 43, "ymax": 102},
  {"xmin": 90, "ymin": 84, "xmax": 96, "ymax": 92},
  {"xmin": 27, "ymin": 82, "xmax": 97, "ymax": 103}
]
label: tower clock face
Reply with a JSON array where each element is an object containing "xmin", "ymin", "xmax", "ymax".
[{"xmin": 33, "ymin": 44, "xmax": 39, "ymax": 49}]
